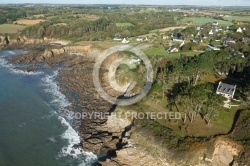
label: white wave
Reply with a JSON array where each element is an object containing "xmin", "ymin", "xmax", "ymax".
[
  {"xmin": 0, "ymin": 57, "xmax": 43, "ymax": 75},
  {"xmin": 42, "ymin": 70, "xmax": 71, "ymax": 110},
  {"xmin": 59, "ymin": 116, "xmax": 81, "ymax": 155},
  {"xmin": 42, "ymin": 70, "xmax": 97, "ymax": 165},
  {"xmin": 8, "ymin": 51, "xmax": 15, "ymax": 55},
  {"xmin": 58, "ymin": 116, "xmax": 97, "ymax": 164},
  {"xmin": 0, "ymin": 57, "xmax": 12, "ymax": 68},
  {"xmin": 11, "ymin": 68, "xmax": 44, "ymax": 75}
]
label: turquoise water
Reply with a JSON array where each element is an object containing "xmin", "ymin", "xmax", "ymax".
[{"xmin": 0, "ymin": 50, "xmax": 96, "ymax": 166}]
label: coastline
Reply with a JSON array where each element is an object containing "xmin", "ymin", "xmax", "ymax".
[
  {"xmin": 1, "ymin": 43, "xmax": 134, "ymax": 164},
  {"xmin": 1, "ymin": 42, "xmax": 245, "ymax": 166},
  {"xmin": 0, "ymin": 47, "xmax": 99, "ymax": 165}
]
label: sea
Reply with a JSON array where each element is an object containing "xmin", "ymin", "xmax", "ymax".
[{"xmin": 0, "ymin": 50, "xmax": 97, "ymax": 166}]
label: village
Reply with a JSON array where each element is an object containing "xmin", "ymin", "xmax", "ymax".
[
  {"xmin": 110, "ymin": 19, "xmax": 250, "ymax": 110},
  {"xmin": 113, "ymin": 21, "xmax": 249, "ymax": 56}
]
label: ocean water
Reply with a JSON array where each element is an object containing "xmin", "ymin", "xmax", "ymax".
[{"xmin": 0, "ymin": 50, "xmax": 97, "ymax": 166}]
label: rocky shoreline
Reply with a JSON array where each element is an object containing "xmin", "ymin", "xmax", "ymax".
[
  {"xmin": 1, "ymin": 41, "xmax": 245, "ymax": 166},
  {"xmin": 3, "ymin": 42, "xmax": 138, "ymax": 164}
]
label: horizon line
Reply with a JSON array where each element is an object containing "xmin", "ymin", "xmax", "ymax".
[{"xmin": 0, "ymin": 3, "xmax": 250, "ymax": 7}]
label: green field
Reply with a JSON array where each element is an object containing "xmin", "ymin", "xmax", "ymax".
[
  {"xmin": 179, "ymin": 17, "xmax": 233, "ymax": 26},
  {"xmin": 115, "ymin": 22, "xmax": 134, "ymax": 27},
  {"xmin": 0, "ymin": 24, "xmax": 26, "ymax": 33},
  {"xmin": 223, "ymin": 16, "xmax": 250, "ymax": 22},
  {"xmin": 145, "ymin": 46, "xmax": 197, "ymax": 57},
  {"xmin": 145, "ymin": 47, "xmax": 172, "ymax": 56}
]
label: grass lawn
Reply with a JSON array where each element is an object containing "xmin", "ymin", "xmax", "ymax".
[
  {"xmin": 144, "ymin": 46, "xmax": 169, "ymax": 56},
  {"xmin": 134, "ymin": 79, "xmax": 239, "ymax": 137},
  {"xmin": 115, "ymin": 22, "xmax": 134, "ymax": 27},
  {"xmin": 139, "ymin": 96, "xmax": 239, "ymax": 137},
  {"xmin": 214, "ymin": 107, "xmax": 238, "ymax": 132},
  {"xmin": 0, "ymin": 24, "xmax": 26, "ymax": 33},
  {"xmin": 170, "ymin": 51, "xmax": 198, "ymax": 57},
  {"xmin": 179, "ymin": 17, "xmax": 233, "ymax": 26},
  {"xmin": 223, "ymin": 16, "xmax": 250, "ymax": 22}
]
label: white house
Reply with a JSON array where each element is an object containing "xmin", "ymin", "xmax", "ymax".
[
  {"xmin": 136, "ymin": 37, "xmax": 144, "ymax": 42},
  {"xmin": 237, "ymin": 27, "xmax": 243, "ymax": 33},
  {"xmin": 207, "ymin": 44, "xmax": 220, "ymax": 51},
  {"xmin": 192, "ymin": 38, "xmax": 203, "ymax": 43},
  {"xmin": 130, "ymin": 58, "xmax": 141, "ymax": 64},
  {"xmin": 209, "ymin": 29, "xmax": 214, "ymax": 35},
  {"xmin": 136, "ymin": 36, "xmax": 148, "ymax": 42},
  {"xmin": 224, "ymin": 39, "xmax": 236, "ymax": 46},
  {"xmin": 122, "ymin": 37, "xmax": 130, "ymax": 44},
  {"xmin": 216, "ymin": 81, "xmax": 237, "ymax": 99}
]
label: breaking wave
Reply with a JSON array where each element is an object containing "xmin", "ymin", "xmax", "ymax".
[
  {"xmin": 0, "ymin": 57, "xmax": 43, "ymax": 75},
  {"xmin": 42, "ymin": 70, "xmax": 97, "ymax": 165}
]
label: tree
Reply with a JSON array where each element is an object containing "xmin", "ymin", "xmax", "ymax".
[
  {"xmin": 0, "ymin": 18, "xmax": 6, "ymax": 24},
  {"xmin": 4, "ymin": 35, "xmax": 9, "ymax": 46},
  {"xmin": 202, "ymin": 94, "xmax": 225, "ymax": 125},
  {"xmin": 37, "ymin": 26, "xmax": 46, "ymax": 39},
  {"xmin": 169, "ymin": 82, "xmax": 225, "ymax": 124}
]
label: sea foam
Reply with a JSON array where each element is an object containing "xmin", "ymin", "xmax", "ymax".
[
  {"xmin": 42, "ymin": 70, "xmax": 71, "ymax": 110},
  {"xmin": 42, "ymin": 70, "xmax": 97, "ymax": 165},
  {"xmin": 0, "ymin": 56, "xmax": 43, "ymax": 75}
]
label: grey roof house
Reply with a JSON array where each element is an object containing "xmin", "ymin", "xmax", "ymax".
[{"xmin": 216, "ymin": 81, "xmax": 237, "ymax": 99}]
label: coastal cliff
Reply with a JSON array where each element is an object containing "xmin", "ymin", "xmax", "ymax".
[{"xmin": 3, "ymin": 42, "xmax": 248, "ymax": 166}]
